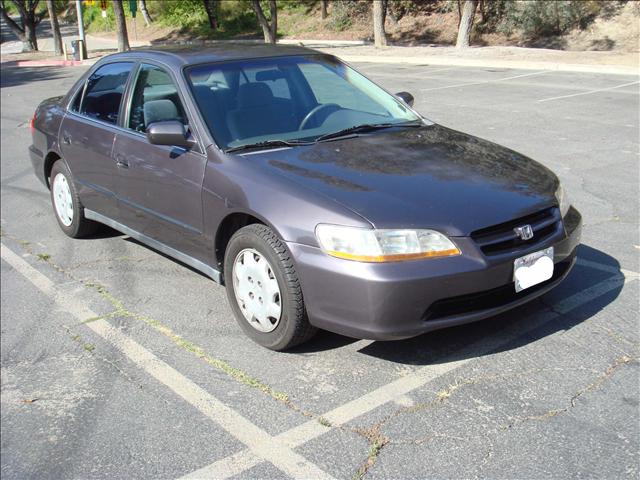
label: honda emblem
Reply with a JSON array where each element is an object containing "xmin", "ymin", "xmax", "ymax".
[{"xmin": 514, "ymin": 224, "xmax": 534, "ymax": 241}]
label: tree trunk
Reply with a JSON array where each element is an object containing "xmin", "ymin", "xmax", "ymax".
[
  {"xmin": 372, "ymin": 0, "xmax": 387, "ymax": 48},
  {"xmin": 0, "ymin": 5, "xmax": 28, "ymax": 44},
  {"xmin": 23, "ymin": 14, "xmax": 38, "ymax": 51},
  {"xmin": 112, "ymin": 0, "xmax": 129, "ymax": 52},
  {"xmin": 0, "ymin": 0, "xmax": 40, "ymax": 51},
  {"xmin": 455, "ymin": 0, "xmax": 476, "ymax": 49},
  {"xmin": 203, "ymin": 0, "xmax": 217, "ymax": 30},
  {"xmin": 320, "ymin": 0, "xmax": 327, "ymax": 19},
  {"xmin": 45, "ymin": 0, "xmax": 62, "ymax": 55},
  {"xmin": 268, "ymin": 0, "xmax": 276, "ymax": 42},
  {"xmin": 139, "ymin": 0, "xmax": 152, "ymax": 26},
  {"xmin": 251, "ymin": 0, "xmax": 277, "ymax": 44}
]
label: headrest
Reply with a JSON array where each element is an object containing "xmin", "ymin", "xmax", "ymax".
[
  {"xmin": 144, "ymin": 99, "xmax": 178, "ymax": 125},
  {"xmin": 237, "ymin": 82, "xmax": 273, "ymax": 109},
  {"xmin": 192, "ymin": 84, "xmax": 215, "ymax": 99},
  {"xmin": 255, "ymin": 69, "xmax": 285, "ymax": 82}
]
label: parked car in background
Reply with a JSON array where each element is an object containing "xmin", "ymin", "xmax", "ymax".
[{"xmin": 29, "ymin": 45, "xmax": 581, "ymax": 350}]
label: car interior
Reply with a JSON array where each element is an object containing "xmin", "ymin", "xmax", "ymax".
[{"xmin": 188, "ymin": 59, "xmax": 403, "ymax": 150}]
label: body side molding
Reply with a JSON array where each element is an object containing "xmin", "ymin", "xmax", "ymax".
[{"xmin": 84, "ymin": 209, "xmax": 222, "ymax": 283}]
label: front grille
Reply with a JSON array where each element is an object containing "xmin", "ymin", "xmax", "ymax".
[
  {"xmin": 423, "ymin": 257, "xmax": 573, "ymax": 321},
  {"xmin": 471, "ymin": 207, "xmax": 561, "ymax": 256}
]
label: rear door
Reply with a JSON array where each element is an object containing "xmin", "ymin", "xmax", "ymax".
[
  {"xmin": 60, "ymin": 62, "xmax": 134, "ymax": 218},
  {"xmin": 112, "ymin": 62, "xmax": 207, "ymax": 259}
]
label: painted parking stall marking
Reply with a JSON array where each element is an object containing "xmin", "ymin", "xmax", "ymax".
[
  {"xmin": 3, "ymin": 240, "xmax": 634, "ymax": 480},
  {"xmin": 184, "ymin": 259, "xmax": 638, "ymax": 478},
  {"xmin": 0, "ymin": 243, "xmax": 336, "ymax": 480},
  {"xmin": 537, "ymin": 80, "xmax": 640, "ymax": 103}
]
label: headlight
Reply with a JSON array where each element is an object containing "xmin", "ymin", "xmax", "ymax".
[
  {"xmin": 555, "ymin": 184, "xmax": 571, "ymax": 217},
  {"xmin": 315, "ymin": 224, "xmax": 460, "ymax": 262}
]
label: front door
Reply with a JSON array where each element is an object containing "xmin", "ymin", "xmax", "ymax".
[
  {"xmin": 112, "ymin": 63, "xmax": 207, "ymax": 260},
  {"xmin": 60, "ymin": 62, "xmax": 135, "ymax": 218}
]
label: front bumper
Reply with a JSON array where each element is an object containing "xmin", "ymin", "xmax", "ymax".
[{"xmin": 288, "ymin": 206, "xmax": 582, "ymax": 340}]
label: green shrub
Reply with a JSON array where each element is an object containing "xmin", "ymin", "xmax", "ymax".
[
  {"xmin": 329, "ymin": 1, "xmax": 352, "ymax": 31},
  {"xmin": 84, "ymin": 4, "xmax": 116, "ymax": 33},
  {"xmin": 329, "ymin": 0, "xmax": 369, "ymax": 31},
  {"xmin": 151, "ymin": 0, "xmax": 208, "ymax": 30},
  {"xmin": 495, "ymin": 0, "xmax": 610, "ymax": 37}
]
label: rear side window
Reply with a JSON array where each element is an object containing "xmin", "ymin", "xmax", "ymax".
[{"xmin": 80, "ymin": 62, "xmax": 134, "ymax": 124}]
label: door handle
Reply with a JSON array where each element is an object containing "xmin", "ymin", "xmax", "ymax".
[
  {"xmin": 62, "ymin": 134, "xmax": 71, "ymax": 145},
  {"xmin": 115, "ymin": 154, "xmax": 129, "ymax": 169}
]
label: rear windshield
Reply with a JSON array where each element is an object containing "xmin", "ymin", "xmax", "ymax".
[{"xmin": 185, "ymin": 55, "xmax": 419, "ymax": 150}]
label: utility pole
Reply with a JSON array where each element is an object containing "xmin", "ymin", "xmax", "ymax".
[{"xmin": 75, "ymin": 0, "xmax": 87, "ymax": 57}]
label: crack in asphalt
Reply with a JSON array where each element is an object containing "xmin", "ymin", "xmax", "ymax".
[
  {"xmin": 1, "ymin": 230, "xmax": 391, "ymax": 476},
  {"xmin": 351, "ymin": 358, "xmax": 636, "ymax": 477},
  {"xmin": 3, "ymin": 228, "xmax": 637, "ymax": 479},
  {"xmin": 498, "ymin": 354, "xmax": 636, "ymax": 430}
]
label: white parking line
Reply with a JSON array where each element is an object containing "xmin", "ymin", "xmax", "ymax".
[
  {"xmin": 537, "ymin": 80, "xmax": 639, "ymax": 103},
  {"xmin": 420, "ymin": 70, "xmax": 548, "ymax": 92},
  {"xmin": 4, "ymin": 239, "xmax": 633, "ymax": 480},
  {"xmin": 0, "ymin": 244, "xmax": 336, "ymax": 480},
  {"xmin": 188, "ymin": 259, "xmax": 636, "ymax": 479},
  {"xmin": 577, "ymin": 258, "xmax": 640, "ymax": 280},
  {"xmin": 363, "ymin": 67, "xmax": 459, "ymax": 80}
]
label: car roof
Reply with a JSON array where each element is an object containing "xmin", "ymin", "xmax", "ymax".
[{"xmin": 102, "ymin": 43, "xmax": 324, "ymax": 68}]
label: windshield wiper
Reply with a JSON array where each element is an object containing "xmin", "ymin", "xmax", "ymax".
[
  {"xmin": 225, "ymin": 139, "xmax": 313, "ymax": 153},
  {"xmin": 315, "ymin": 121, "xmax": 423, "ymax": 143}
]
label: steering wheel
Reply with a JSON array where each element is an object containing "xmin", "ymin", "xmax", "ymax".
[{"xmin": 298, "ymin": 103, "xmax": 341, "ymax": 131}]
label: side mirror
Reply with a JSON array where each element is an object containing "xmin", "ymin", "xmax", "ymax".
[
  {"xmin": 395, "ymin": 91, "xmax": 414, "ymax": 107},
  {"xmin": 146, "ymin": 121, "xmax": 195, "ymax": 148}
]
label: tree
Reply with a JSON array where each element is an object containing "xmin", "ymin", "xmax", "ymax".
[
  {"xmin": 251, "ymin": 0, "xmax": 277, "ymax": 44},
  {"xmin": 139, "ymin": 0, "xmax": 152, "ymax": 26},
  {"xmin": 456, "ymin": 0, "xmax": 477, "ymax": 49},
  {"xmin": 45, "ymin": 0, "xmax": 62, "ymax": 55},
  {"xmin": 112, "ymin": 0, "xmax": 129, "ymax": 52},
  {"xmin": 203, "ymin": 0, "xmax": 217, "ymax": 29},
  {"xmin": 0, "ymin": 0, "xmax": 42, "ymax": 52},
  {"xmin": 372, "ymin": 0, "xmax": 387, "ymax": 47},
  {"xmin": 320, "ymin": 0, "xmax": 327, "ymax": 19}
]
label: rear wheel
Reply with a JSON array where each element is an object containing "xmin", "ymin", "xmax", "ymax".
[
  {"xmin": 49, "ymin": 160, "xmax": 98, "ymax": 238},
  {"xmin": 224, "ymin": 224, "xmax": 316, "ymax": 351}
]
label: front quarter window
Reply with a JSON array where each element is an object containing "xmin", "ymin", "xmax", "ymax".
[{"xmin": 127, "ymin": 63, "xmax": 187, "ymax": 133}]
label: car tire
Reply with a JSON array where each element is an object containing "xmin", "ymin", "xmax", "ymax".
[
  {"xmin": 49, "ymin": 159, "xmax": 99, "ymax": 238},
  {"xmin": 224, "ymin": 224, "xmax": 317, "ymax": 351}
]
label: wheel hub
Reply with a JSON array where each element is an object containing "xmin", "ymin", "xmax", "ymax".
[
  {"xmin": 52, "ymin": 172, "xmax": 73, "ymax": 227},
  {"xmin": 232, "ymin": 248, "xmax": 282, "ymax": 333}
]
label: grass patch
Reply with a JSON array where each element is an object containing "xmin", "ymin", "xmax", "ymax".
[
  {"xmin": 83, "ymin": 280, "xmax": 290, "ymax": 404},
  {"xmin": 318, "ymin": 416, "xmax": 332, "ymax": 427},
  {"xmin": 36, "ymin": 253, "xmax": 51, "ymax": 261}
]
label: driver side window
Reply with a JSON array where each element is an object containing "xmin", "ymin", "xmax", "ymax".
[{"xmin": 128, "ymin": 64, "xmax": 187, "ymax": 133}]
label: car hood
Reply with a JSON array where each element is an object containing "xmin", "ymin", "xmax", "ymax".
[{"xmin": 248, "ymin": 124, "xmax": 559, "ymax": 236}]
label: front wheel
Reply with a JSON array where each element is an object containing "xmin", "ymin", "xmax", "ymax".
[
  {"xmin": 224, "ymin": 224, "xmax": 316, "ymax": 351},
  {"xmin": 49, "ymin": 160, "xmax": 98, "ymax": 238}
]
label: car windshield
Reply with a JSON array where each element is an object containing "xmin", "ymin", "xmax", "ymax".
[{"xmin": 185, "ymin": 54, "xmax": 422, "ymax": 151}]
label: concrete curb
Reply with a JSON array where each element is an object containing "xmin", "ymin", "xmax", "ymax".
[
  {"xmin": 4, "ymin": 49, "xmax": 638, "ymax": 76},
  {"xmin": 10, "ymin": 59, "xmax": 97, "ymax": 67},
  {"xmin": 335, "ymin": 54, "xmax": 640, "ymax": 76}
]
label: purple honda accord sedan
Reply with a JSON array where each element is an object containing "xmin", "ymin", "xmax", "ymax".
[{"xmin": 29, "ymin": 45, "xmax": 581, "ymax": 350}]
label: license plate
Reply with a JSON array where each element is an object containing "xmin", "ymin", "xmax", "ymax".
[{"xmin": 513, "ymin": 247, "xmax": 554, "ymax": 292}]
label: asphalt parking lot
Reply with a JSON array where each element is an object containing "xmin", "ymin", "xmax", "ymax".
[{"xmin": 1, "ymin": 60, "xmax": 639, "ymax": 479}]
